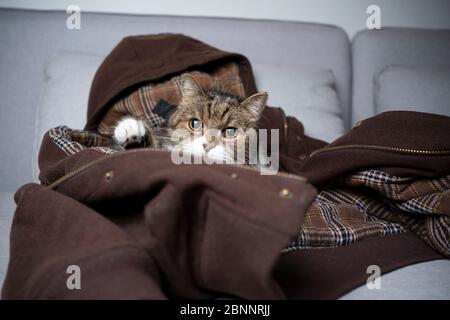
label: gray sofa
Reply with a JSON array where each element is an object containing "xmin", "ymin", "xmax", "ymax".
[{"xmin": 0, "ymin": 8, "xmax": 449, "ymax": 299}]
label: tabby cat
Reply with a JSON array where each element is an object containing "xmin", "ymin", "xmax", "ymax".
[{"xmin": 113, "ymin": 74, "xmax": 268, "ymax": 165}]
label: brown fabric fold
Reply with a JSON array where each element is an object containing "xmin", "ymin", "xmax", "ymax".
[
  {"xmin": 4, "ymin": 184, "xmax": 165, "ymax": 299},
  {"xmin": 4, "ymin": 33, "xmax": 449, "ymax": 300},
  {"xmin": 275, "ymin": 232, "xmax": 443, "ymax": 299},
  {"xmin": 298, "ymin": 111, "xmax": 450, "ymax": 188},
  {"xmin": 86, "ymin": 33, "xmax": 257, "ymax": 130},
  {"xmin": 4, "ymin": 151, "xmax": 316, "ymax": 299}
]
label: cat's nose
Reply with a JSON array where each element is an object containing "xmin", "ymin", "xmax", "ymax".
[{"xmin": 203, "ymin": 143, "xmax": 213, "ymax": 152}]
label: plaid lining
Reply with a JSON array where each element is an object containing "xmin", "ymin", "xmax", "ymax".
[
  {"xmin": 48, "ymin": 126, "xmax": 117, "ymax": 156},
  {"xmin": 97, "ymin": 62, "xmax": 245, "ymax": 135},
  {"xmin": 285, "ymin": 170, "xmax": 450, "ymax": 257},
  {"xmin": 283, "ymin": 188, "xmax": 406, "ymax": 253}
]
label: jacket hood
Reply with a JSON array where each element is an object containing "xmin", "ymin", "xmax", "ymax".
[{"xmin": 85, "ymin": 33, "xmax": 257, "ymax": 130}]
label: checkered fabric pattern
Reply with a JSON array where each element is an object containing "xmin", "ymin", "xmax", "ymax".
[
  {"xmin": 285, "ymin": 170, "xmax": 450, "ymax": 257},
  {"xmin": 97, "ymin": 61, "xmax": 246, "ymax": 135},
  {"xmin": 48, "ymin": 126, "xmax": 117, "ymax": 155}
]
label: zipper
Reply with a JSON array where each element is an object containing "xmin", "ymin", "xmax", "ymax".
[
  {"xmin": 47, "ymin": 147, "xmax": 306, "ymax": 190},
  {"xmin": 310, "ymin": 144, "xmax": 450, "ymax": 158}
]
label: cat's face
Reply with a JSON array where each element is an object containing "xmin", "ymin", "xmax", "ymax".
[{"xmin": 167, "ymin": 75, "xmax": 267, "ymax": 163}]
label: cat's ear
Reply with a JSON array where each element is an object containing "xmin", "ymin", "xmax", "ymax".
[
  {"xmin": 180, "ymin": 74, "xmax": 205, "ymax": 98},
  {"xmin": 240, "ymin": 92, "xmax": 268, "ymax": 120}
]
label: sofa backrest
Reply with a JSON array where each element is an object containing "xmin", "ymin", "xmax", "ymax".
[
  {"xmin": 0, "ymin": 9, "xmax": 351, "ymax": 191},
  {"xmin": 351, "ymin": 28, "xmax": 450, "ymax": 125}
]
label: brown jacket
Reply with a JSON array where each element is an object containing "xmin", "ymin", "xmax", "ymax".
[{"xmin": 2, "ymin": 34, "xmax": 448, "ymax": 300}]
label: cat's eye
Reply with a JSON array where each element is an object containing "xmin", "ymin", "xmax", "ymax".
[
  {"xmin": 189, "ymin": 118, "xmax": 202, "ymax": 131},
  {"xmin": 222, "ymin": 127, "xmax": 237, "ymax": 138}
]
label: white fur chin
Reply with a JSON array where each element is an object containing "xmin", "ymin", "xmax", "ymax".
[
  {"xmin": 183, "ymin": 136, "xmax": 226, "ymax": 163},
  {"xmin": 189, "ymin": 136, "xmax": 207, "ymax": 156},
  {"xmin": 206, "ymin": 145, "xmax": 225, "ymax": 162}
]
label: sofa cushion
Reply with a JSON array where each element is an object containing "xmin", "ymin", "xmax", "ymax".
[
  {"xmin": 254, "ymin": 64, "xmax": 345, "ymax": 142},
  {"xmin": 0, "ymin": 192, "xmax": 16, "ymax": 291},
  {"xmin": 340, "ymin": 259, "xmax": 450, "ymax": 300},
  {"xmin": 375, "ymin": 65, "xmax": 450, "ymax": 116},
  {"xmin": 352, "ymin": 28, "xmax": 450, "ymax": 124},
  {"xmin": 32, "ymin": 51, "xmax": 103, "ymax": 181}
]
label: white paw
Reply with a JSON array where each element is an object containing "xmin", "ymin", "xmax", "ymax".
[{"xmin": 113, "ymin": 117, "xmax": 146, "ymax": 146}]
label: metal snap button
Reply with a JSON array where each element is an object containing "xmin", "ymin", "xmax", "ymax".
[
  {"xmin": 279, "ymin": 188, "xmax": 293, "ymax": 198},
  {"xmin": 105, "ymin": 171, "xmax": 114, "ymax": 181}
]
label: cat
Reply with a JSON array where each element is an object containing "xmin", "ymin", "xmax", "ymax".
[{"xmin": 113, "ymin": 74, "xmax": 268, "ymax": 165}]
